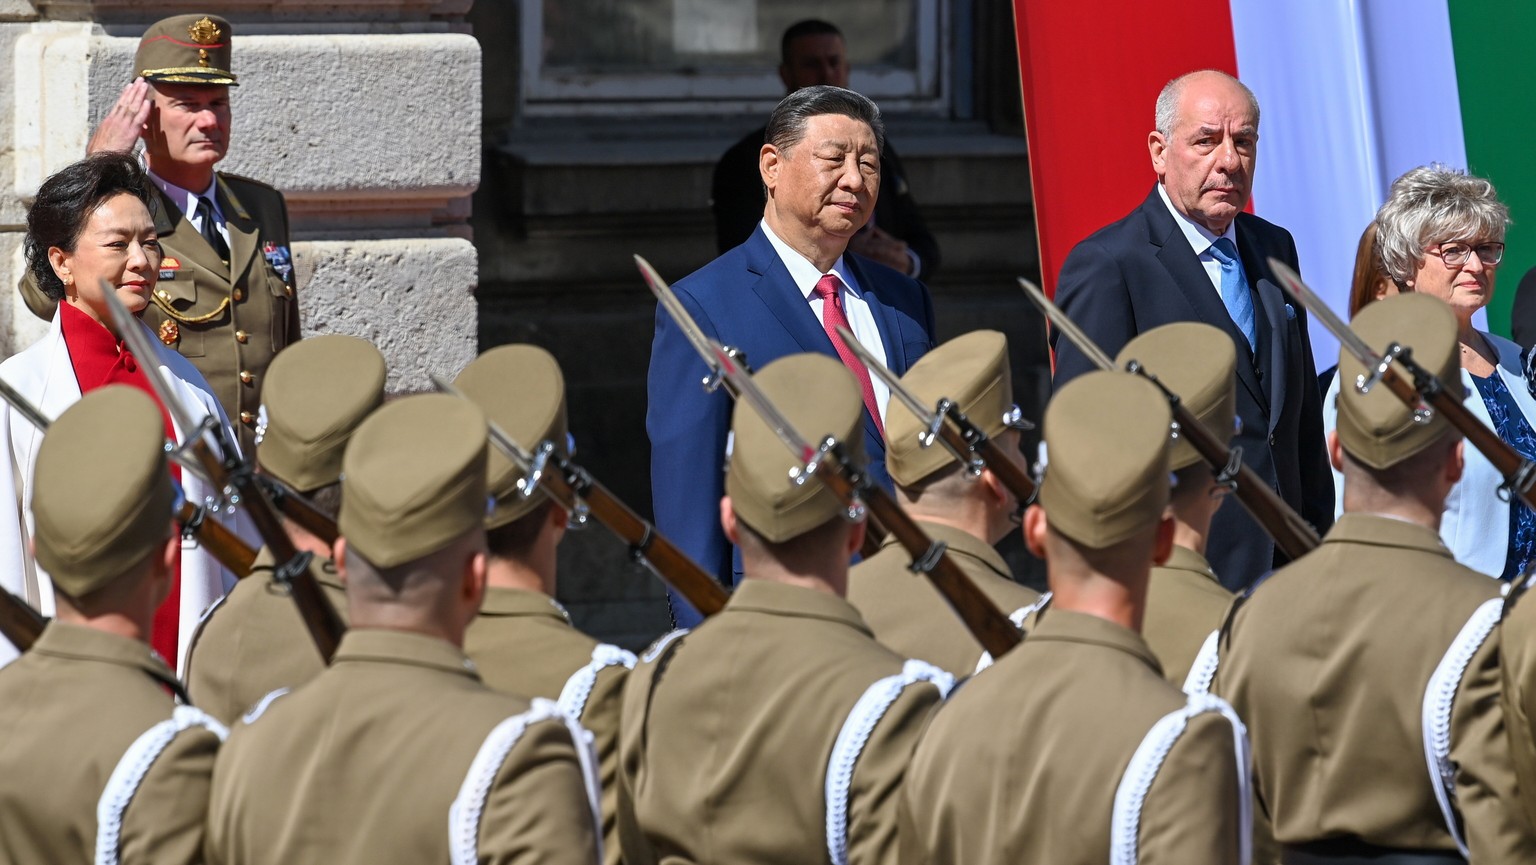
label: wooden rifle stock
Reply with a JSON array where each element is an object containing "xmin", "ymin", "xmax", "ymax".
[
  {"xmin": 932, "ymin": 404, "xmax": 1037, "ymax": 503},
  {"xmin": 559, "ymin": 464, "xmax": 729, "ymax": 616},
  {"xmin": 0, "ymin": 588, "xmax": 46, "ymax": 652},
  {"xmin": 260, "ymin": 477, "xmax": 340, "ymax": 545},
  {"xmin": 816, "ymin": 447, "xmax": 1021, "ymax": 657},
  {"xmin": 178, "ymin": 502, "xmax": 258, "ymax": 577}
]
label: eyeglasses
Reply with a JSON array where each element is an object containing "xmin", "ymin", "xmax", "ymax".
[{"xmin": 1427, "ymin": 241, "xmax": 1505, "ymax": 269}]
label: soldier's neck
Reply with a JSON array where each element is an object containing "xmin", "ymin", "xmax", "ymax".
[
  {"xmin": 1169, "ymin": 515, "xmax": 1209, "ymax": 556},
  {"xmin": 1046, "ymin": 567, "xmax": 1147, "ymax": 633},
  {"xmin": 742, "ymin": 561, "xmax": 847, "ymax": 598},
  {"xmin": 54, "ymin": 605, "xmax": 153, "ymax": 644},
  {"xmin": 145, "ymin": 157, "xmax": 215, "ymax": 195},
  {"xmin": 485, "ymin": 556, "xmax": 554, "ymax": 596}
]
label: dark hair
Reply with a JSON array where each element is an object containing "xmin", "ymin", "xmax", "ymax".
[
  {"xmin": 25, "ymin": 152, "xmax": 156, "ymax": 301},
  {"xmin": 781, "ymin": 19, "xmax": 843, "ymax": 64},
  {"xmin": 486, "ymin": 499, "xmax": 558, "ymax": 562},
  {"xmin": 765, "ymin": 84, "xmax": 885, "ymax": 154}
]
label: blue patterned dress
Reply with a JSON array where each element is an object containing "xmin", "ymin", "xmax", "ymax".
[{"xmin": 1471, "ymin": 371, "xmax": 1536, "ymax": 580}]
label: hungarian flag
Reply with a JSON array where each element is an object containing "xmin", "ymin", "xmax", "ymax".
[{"xmin": 1013, "ymin": 0, "xmax": 1536, "ymax": 364}]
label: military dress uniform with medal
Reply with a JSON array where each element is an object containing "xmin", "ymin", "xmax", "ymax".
[{"xmin": 19, "ymin": 14, "xmax": 300, "ymax": 456}]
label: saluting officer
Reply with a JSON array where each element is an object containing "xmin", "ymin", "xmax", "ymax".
[
  {"xmin": 21, "ymin": 14, "xmax": 300, "ymax": 455},
  {"xmin": 846, "ymin": 329, "xmax": 1041, "ymax": 676},
  {"xmin": 618, "ymin": 353, "xmax": 949, "ymax": 865},
  {"xmin": 1114, "ymin": 323, "xmax": 1238, "ymax": 686},
  {"xmin": 454, "ymin": 344, "xmax": 634, "ymax": 865},
  {"xmin": 183, "ymin": 334, "xmax": 384, "ymax": 724},
  {"xmin": 204, "ymin": 395, "xmax": 601, "ymax": 865},
  {"xmin": 1212, "ymin": 292, "xmax": 1536, "ymax": 863},
  {"xmin": 0, "ymin": 387, "xmax": 225, "ymax": 865},
  {"xmin": 899, "ymin": 371, "xmax": 1249, "ymax": 865}
]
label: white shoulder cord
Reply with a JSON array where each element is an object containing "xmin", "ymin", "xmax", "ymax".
[
  {"xmin": 557, "ymin": 642, "xmax": 638, "ymax": 720},
  {"xmin": 1182, "ymin": 629, "xmax": 1221, "ymax": 696},
  {"xmin": 824, "ymin": 659, "xmax": 955, "ymax": 865},
  {"xmin": 1109, "ymin": 692, "xmax": 1251, "ymax": 865},
  {"xmin": 1421, "ymin": 597, "xmax": 1502, "ymax": 859},
  {"xmin": 974, "ymin": 591, "xmax": 1052, "ymax": 674}
]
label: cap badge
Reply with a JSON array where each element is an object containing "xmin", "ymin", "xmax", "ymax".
[
  {"xmin": 158, "ymin": 319, "xmax": 180, "ymax": 347},
  {"xmin": 188, "ymin": 17, "xmax": 222, "ymax": 46}
]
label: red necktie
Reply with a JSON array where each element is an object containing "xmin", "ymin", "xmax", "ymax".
[{"xmin": 813, "ymin": 274, "xmax": 885, "ymax": 440}]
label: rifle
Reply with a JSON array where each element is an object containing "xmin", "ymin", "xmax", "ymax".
[
  {"xmin": 0, "ymin": 378, "xmax": 257, "ymax": 578},
  {"xmin": 0, "ymin": 588, "xmax": 47, "ymax": 652},
  {"xmin": 1269, "ymin": 259, "xmax": 1536, "ymax": 511},
  {"xmin": 639, "ymin": 257, "xmax": 1022, "ymax": 657},
  {"xmin": 635, "ymin": 255, "xmax": 886, "ymax": 560},
  {"xmin": 99, "ymin": 281, "xmax": 345, "ymax": 660},
  {"xmin": 834, "ymin": 325, "xmax": 1038, "ymax": 504},
  {"xmin": 257, "ymin": 476, "xmax": 339, "ymax": 545},
  {"xmin": 432, "ymin": 377, "xmax": 728, "ymax": 616},
  {"xmin": 1019, "ymin": 277, "xmax": 1321, "ymax": 560}
]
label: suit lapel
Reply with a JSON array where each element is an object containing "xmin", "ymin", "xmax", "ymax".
[
  {"xmin": 217, "ymin": 175, "xmax": 260, "ymax": 285},
  {"xmin": 744, "ymin": 229, "xmax": 836, "ymax": 356},
  {"xmin": 159, "ymin": 188, "xmax": 227, "ymax": 279},
  {"xmin": 1141, "ymin": 192, "xmax": 1266, "ymax": 412}
]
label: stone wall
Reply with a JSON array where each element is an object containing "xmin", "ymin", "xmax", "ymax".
[{"xmin": 0, "ymin": 1, "xmax": 480, "ymax": 393}]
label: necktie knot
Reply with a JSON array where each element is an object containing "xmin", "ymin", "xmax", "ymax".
[
  {"xmin": 813, "ymin": 274, "xmax": 842, "ymax": 301},
  {"xmin": 1209, "ymin": 237, "xmax": 1239, "ymax": 267}
]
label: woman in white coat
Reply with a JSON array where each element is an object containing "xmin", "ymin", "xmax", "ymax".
[
  {"xmin": 1323, "ymin": 165, "xmax": 1530, "ymax": 580},
  {"xmin": 0, "ymin": 152, "xmax": 253, "ymax": 668}
]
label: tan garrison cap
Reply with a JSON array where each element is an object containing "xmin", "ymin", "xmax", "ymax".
[
  {"xmin": 339, "ymin": 394, "xmax": 488, "ymax": 569},
  {"xmin": 1039, "ymin": 371, "xmax": 1171, "ymax": 548},
  {"xmin": 887, "ymin": 330, "xmax": 1015, "ymax": 486},
  {"xmin": 33, "ymin": 387, "xmax": 176, "ymax": 596},
  {"xmin": 136, "ymin": 14, "xmax": 238, "ymax": 86},
  {"xmin": 1115, "ymin": 323, "xmax": 1237, "ymax": 470},
  {"xmin": 453, "ymin": 345, "xmax": 570, "ymax": 528},
  {"xmin": 258, "ymin": 335, "xmax": 386, "ymax": 493},
  {"xmin": 726, "ymin": 353, "xmax": 863, "ymax": 542},
  {"xmin": 1337, "ymin": 292, "xmax": 1460, "ymax": 469}
]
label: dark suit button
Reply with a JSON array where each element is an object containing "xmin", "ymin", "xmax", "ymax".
[{"xmin": 1269, "ymin": 434, "xmax": 1277, "ymax": 447}]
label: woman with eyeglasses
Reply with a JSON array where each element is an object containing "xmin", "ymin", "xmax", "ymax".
[{"xmin": 1322, "ymin": 164, "xmax": 1528, "ymax": 579}]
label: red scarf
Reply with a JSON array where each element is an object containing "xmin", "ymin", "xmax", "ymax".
[{"xmin": 59, "ymin": 302, "xmax": 183, "ymax": 669}]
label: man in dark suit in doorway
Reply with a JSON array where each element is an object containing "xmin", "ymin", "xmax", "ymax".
[
  {"xmin": 1052, "ymin": 69, "xmax": 1332, "ymax": 591},
  {"xmin": 649, "ymin": 85, "xmax": 935, "ymax": 626}
]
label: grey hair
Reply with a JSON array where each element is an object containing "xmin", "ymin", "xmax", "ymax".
[
  {"xmin": 765, "ymin": 84, "xmax": 885, "ymax": 154},
  {"xmin": 1154, "ymin": 70, "xmax": 1260, "ymax": 137},
  {"xmin": 1374, "ymin": 164, "xmax": 1511, "ymax": 285}
]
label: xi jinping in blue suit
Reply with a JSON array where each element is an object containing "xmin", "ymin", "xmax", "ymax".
[{"xmin": 646, "ymin": 86, "xmax": 935, "ymax": 625}]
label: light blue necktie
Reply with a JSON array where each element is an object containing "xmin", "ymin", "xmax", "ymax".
[{"xmin": 1209, "ymin": 237, "xmax": 1256, "ymax": 352}]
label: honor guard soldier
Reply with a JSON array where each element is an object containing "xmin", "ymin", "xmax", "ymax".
[
  {"xmin": 1115, "ymin": 323, "xmax": 1238, "ymax": 686},
  {"xmin": 183, "ymin": 335, "xmax": 384, "ymax": 724},
  {"xmin": 1211, "ymin": 292, "xmax": 1536, "ymax": 864},
  {"xmin": 204, "ymin": 395, "xmax": 602, "ymax": 865},
  {"xmin": 21, "ymin": 14, "xmax": 300, "ymax": 455},
  {"xmin": 454, "ymin": 344, "xmax": 635, "ymax": 865},
  {"xmin": 0, "ymin": 387, "xmax": 225, "ymax": 865},
  {"xmin": 899, "ymin": 371, "xmax": 1250, "ymax": 865},
  {"xmin": 846, "ymin": 330, "xmax": 1041, "ymax": 676},
  {"xmin": 618, "ymin": 353, "xmax": 950, "ymax": 865}
]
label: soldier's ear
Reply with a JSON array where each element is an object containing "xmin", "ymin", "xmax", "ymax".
[
  {"xmin": 1151, "ymin": 515, "xmax": 1175, "ymax": 567},
  {"xmin": 720, "ymin": 496, "xmax": 740, "ymax": 545},
  {"xmin": 1022, "ymin": 504, "xmax": 1047, "ymax": 560},
  {"xmin": 333, "ymin": 536, "xmax": 349, "ymax": 585},
  {"xmin": 1326, "ymin": 430, "xmax": 1344, "ymax": 473}
]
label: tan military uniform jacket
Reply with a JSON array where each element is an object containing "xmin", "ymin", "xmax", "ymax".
[
  {"xmin": 21, "ymin": 172, "xmax": 299, "ymax": 455},
  {"xmin": 1143, "ymin": 545, "xmax": 1231, "ymax": 686},
  {"xmin": 183, "ymin": 546, "xmax": 348, "ymax": 725},
  {"xmin": 466, "ymin": 587, "xmax": 633, "ymax": 865},
  {"xmin": 1213, "ymin": 514, "xmax": 1536, "ymax": 860},
  {"xmin": 618, "ymin": 579, "xmax": 949, "ymax": 865},
  {"xmin": 1501, "ymin": 578, "xmax": 1536, "ymax": 833},
  {"xmin": 847, "ymin": 520, "xmax": 1040, "ymax": 676},
  {"xmin": 0, "ymin": 622, "xmax": 223, "ymax": 865},
  {"xmin": 205, "ymin": 628, "xmax": 601, "ymax": 865},
  {"xmin": 899, "ymin": 608, "xmax": 1244, "ymax": 865}
]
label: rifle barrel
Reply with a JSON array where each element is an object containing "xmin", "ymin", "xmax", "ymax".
[{"xmin": 0, "ymin": 589, "xmax": 46, "ymax": 652}]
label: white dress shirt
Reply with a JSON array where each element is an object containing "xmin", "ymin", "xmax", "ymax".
[
  {"xmin": 1156, "ymin": 183, "xmax": 1241, "ymax": 303},
  {"xmin": 760, "ymin": 219, "xmax": 891, "ymax": 423},
  {"xmin": 150, "ymin": 171, "xmax": 231, "ymax": 252}
]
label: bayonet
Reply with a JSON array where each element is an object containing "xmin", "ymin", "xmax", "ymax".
[
  {"xmin": 1268, "ymin": 258, "xmax": 1536, "ymax": 509},
  {"xmin": 642, "ymin": 259, "xmax": 1021, "ymax": 657},
  {"xmin": 99, "ymin": 280, "xmax": 343, "ymax": 660},
  {"xmin": 1019, "ymin": 277, "xmax": 1321, "ymax": 560},
  {"xmin": 432, "ymin": 376, "xmax": 728, "ymax": 617},
  {"xmin": 836, "ymin": 325, "xmax": 1039, "ymax": 505}
]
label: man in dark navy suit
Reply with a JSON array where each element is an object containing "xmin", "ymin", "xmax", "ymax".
[
  {"xmin": 1052, "ymin": 70, "xmax": 1332, "ymax": 591},
  {"xmin": 648, "ymin": 85, "xmax": 935, "ymax": 625}
]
